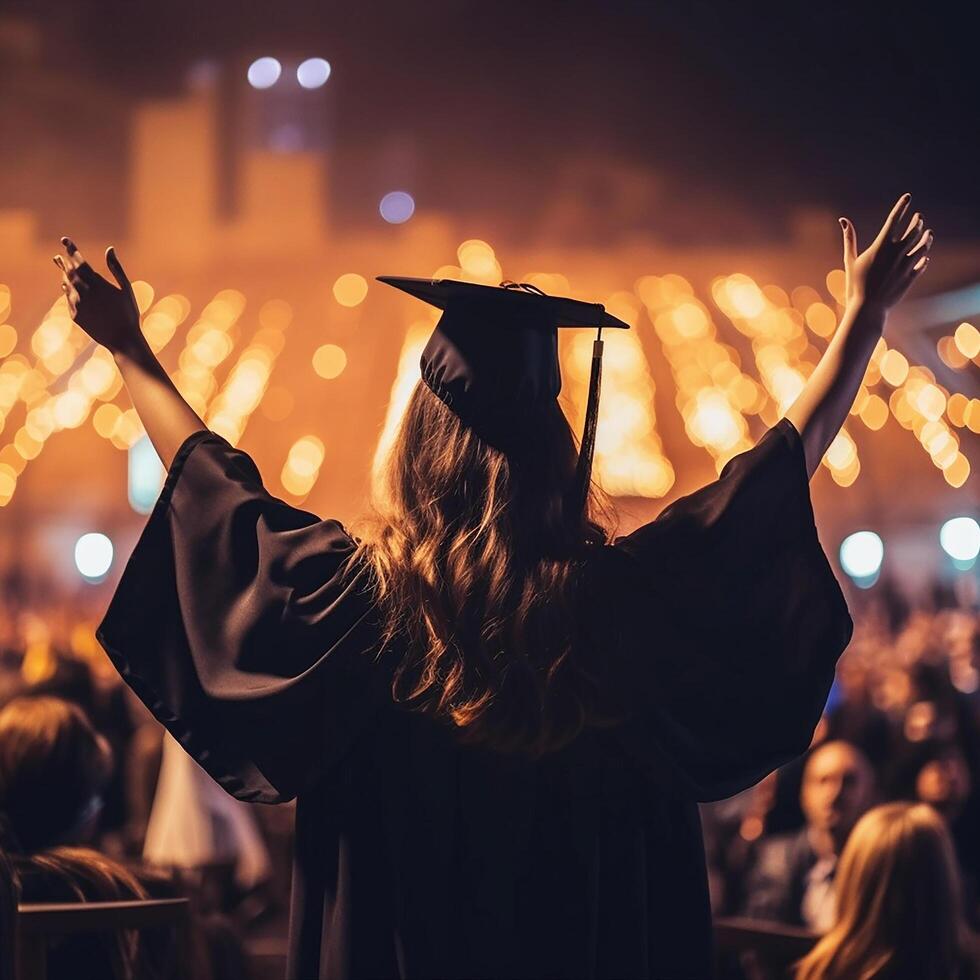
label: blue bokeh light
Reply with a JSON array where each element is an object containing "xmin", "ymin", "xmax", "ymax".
[{"xmin": 379, "ymin": 191, "xmax": 416, "ymax": 225}]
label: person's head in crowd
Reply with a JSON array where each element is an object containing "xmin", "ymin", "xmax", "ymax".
[
  {"xmin": 800, "ymin": 740, "xmax": 874, "ymax": 855},
  {"xmin": 796, "ymin": 802, "xmax": 979, "ymax": 980},
  {"xmin": 0, "ymin": 695, "xmax": 112, "ymax": 852},
  {"xmin": 916, "ymin": 742, "xmax": 972, "ymax": 824}
]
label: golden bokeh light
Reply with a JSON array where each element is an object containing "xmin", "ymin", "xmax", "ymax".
[
  {"xmin": 825, "ymin": 269, "xmax": 846, "ymax": 305},
  {"xmin": 943, "ymin": 454, "xmax": 971, "ymax": 488},
  {"xmin": 332, "ymin": 273, "xmax": 368, "ymax": 307},
  {"xmin": 131, "ymin": 281, "xmax": 155, "ymax": 315},
  {"xmin": 93, "ymin": 403, "xmax": 122, "ymax": 438},
  {"xmin": 805, "ymin": 302, "xmax": 836, "ymax": 338},
  {"xmin": 946, "ymin": 392, "xmax": 966, "ymax": 427},
  {"xmin": 859, "ymin": 393, "xmax": 889, "ymax": 431},
  {"xmin": 14, "ymin": 427, "xmax": 42, "ymax": 460},
  {"xmin": 373, "ymin": 321, "xmax": 432, "ymax": 482},
  {"xmin": 281, "ymin": 435, "xmax": 326, "ymax": 498},
  {"xmin": 312, "ymin": 344, "xmax": 347, "ymax": 380},
  {"xmin": 953, "ymin": 322, "xmax": 980, "ymax": 359},
  {"xmin": 963, "ymin": 398, "xmax": 980, "ymax": 433},
  {"xmin": 879, "ymin": 349, "xmax": 910, "ymax": 387},
  {"xmin": 457, "ymin": 240, "xmax": 500, "ymax": 283},
  {"xmin": 0, "ymin": 323, "xmax": 16, "ymax": 358},
  {"xmin": 938, "ymin": 336, "xmax": 969, "ymax": 370}
]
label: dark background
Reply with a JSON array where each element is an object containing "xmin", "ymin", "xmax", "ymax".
[{"xmin": 4, "ymin": 0, "xmax": 979, "ymax": 240}]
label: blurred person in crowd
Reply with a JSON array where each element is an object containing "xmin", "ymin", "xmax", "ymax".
[
  {"xmin": 795, "ymin": 802, "xmax": 980, "ymax": 980},
  {"xmin": 54, "ymin": 192, "xmax": 927, "ymax": 978},
  {"xmin": 0, "ymin": 695, "xmax": 112, "ymax": 852},
  {"xmin": 743, "ymin": 740, "xmax": 874, "ymax": 932},
  {"xmin": 0, "ymin": 696, "xmax": 166, "ymax": 978},
  {"xmin": 913, "ymin": 740, "xmax": 980, "ymax": 926},
  {"xmin": 0, "ymin": 696, "xmax": 248, "ymax": 980}
]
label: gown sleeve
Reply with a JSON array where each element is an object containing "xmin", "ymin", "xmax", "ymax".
[
  {"xmin": 607, "ymin": 417, "xmax": 854, "ymax": 802},
  {"xmin": 96, "ymin": 429, "xmax": 387, "ymax": 805}
]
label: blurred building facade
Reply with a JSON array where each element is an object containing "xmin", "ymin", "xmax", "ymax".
[{"xmin": 0, "ymin": 34, "xmax": 977, "ymax": 609}]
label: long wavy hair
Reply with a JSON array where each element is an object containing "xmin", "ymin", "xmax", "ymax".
[
  {"xmin": 352, "ymin": 381, "xmax": 618, "ymax": 757},
  {"xmin": 795, "ymin": 802, "xmax": 979, "ymax": 980}
]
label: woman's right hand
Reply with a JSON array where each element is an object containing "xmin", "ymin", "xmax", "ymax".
[
  {"xmin": 839, "ymin": 193, "xmax": 933, "ymax": 316},
  {"xmin": 53, "ymin": 237, "xmax": 144, "ymax": 357}
]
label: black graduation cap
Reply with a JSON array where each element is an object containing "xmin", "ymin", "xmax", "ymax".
[{"xmin": 376, "ymin": 276, "xmax": 630, "ymax": 509}]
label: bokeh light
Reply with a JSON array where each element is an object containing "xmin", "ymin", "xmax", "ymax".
[
  {"xmin": 297, "ymin": 58, "xmax": 331, "ymax": 89},
  {"xmin": 954, "ymin": 322, "xmax": 980, "ymax": 359},
  {"xmin": 840, "ymin": 530, "xmax": 884, "ymax": 585},
  {"xmin": 281, "ymin": 435, "xmax": 325, "ymax": 498},
  {"xmin": 333, "ymin": 273, "xmax": 368, "ymax": 307},
  {"xmin": 940, "ymin": 516, "xmax": 980, "ymax": 566},
  {"xmin": 379, "ymin": 191, "xmax": 416, "ymax": 224},
  {"xmin": 247, "ymin": 57, "xmax": 282, "ymax": 89},
  {"xmin": 74, "ymin": 532, "xmax": 113, "ymax": 580},
  {"xmin": 312, "ymin": 344, "xmax": 347, "ymax": 379}
]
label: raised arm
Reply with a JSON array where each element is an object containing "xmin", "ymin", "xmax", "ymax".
[
  {"xmin": 53, "ymin": 238, "xmax": 205, "ymax": 469},
  {"xmin": 784, "ymin": 193, "xmax": 933, "ymax": 479}
]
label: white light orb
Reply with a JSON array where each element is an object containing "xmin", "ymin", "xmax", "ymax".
[
  {"xmin": 247, "ymin": 57, "xmax": 282, "ymax": 89},
  {"xmin": 297, "ymin": 58, "xmax": 331, "ymax": 89},
  {"xmin": 839, "ymin": 531, "xmax": 884, "ymax": 580},
  {"xmin": 940, "ymin": 516, "xmax": 980, "ymax": 564},
  {"xmin": 75, "ymin": 533, "xmax": 113, "ymax": 580},
  {"xmin": 379, "ymin": 191, "xmax": 416, "ymax": 224}
]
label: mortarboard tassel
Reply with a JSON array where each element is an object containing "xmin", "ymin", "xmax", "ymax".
[{"xmin": 572, "ymin": 327, "xmax": 604, "ymax": 516}]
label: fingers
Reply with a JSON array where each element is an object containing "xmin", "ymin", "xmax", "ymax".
[
  {"xmin": 61, "ymin": 237, "xmax": 86, "ymax": 269},
  {"xmin": 904, "ymin": 226, "xmax": 933, "ymax": 256},
  {"xmin": 901, "ymin": 254, "xmax": 930, "ymax": 283},
  {"xmin": 900, "ymin": 212, "xmax": 923, "ymax": 244},
  {"xmin": 839, "ymin": 217, "xmax": 857, "ymax": 268},
  {"xmin": 60, "ymin": 236, "xmax": 101, "ymax": 286},
  {"xmin": 884, "ymin": 193, "xmax": 912, "ymax": 242},
  {"xmin": 52, "ymin": 258, "xmax": 89, "ymax": 294},
  {"xmin": 105, "ymin": 246, "xmax": 132, "ymax": 294},
  {"xmin": 59, "ymin": 278, "xmax": 80, "ymax": 313},
  {"xmin": 896, "ymin": 242, "xmax": 932, "ymax": 293},
  {"xmin": 903, "ymin": 230, "xmax": 934, "ymax": 270}
]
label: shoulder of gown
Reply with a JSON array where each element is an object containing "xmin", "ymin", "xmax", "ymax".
[
  {"xmin": 97, "ymin": 429, "xmax": 390, "ymax": 804},
  {"xmin": 593, "ymin": 417, "xmax": 853, "ymax": 802}
]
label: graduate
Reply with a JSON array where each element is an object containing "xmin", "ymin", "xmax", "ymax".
[{"xmin": 54, "ymin": 194, "xmax": 931, "ymax": 979}]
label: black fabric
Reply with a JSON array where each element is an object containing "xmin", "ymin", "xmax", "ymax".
[
  {"xmin": 97, "ymin": 416, "xmax": 853, "ymax": 980},
  {"xmin": 420, "ymin": 299, "xmax": 562, "ymax": 453}
]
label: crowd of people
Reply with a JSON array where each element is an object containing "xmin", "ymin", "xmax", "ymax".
[
  {"xmin": 704, "ymin": 589, "xmax": 980, "ymax": 977},
  {"xmin": 0, "ymin": 584, "xmax": 977, "ymax": 978},
  {"xmin": 0, "ymin": 594, "xmax": 281, "ymax": 980}
]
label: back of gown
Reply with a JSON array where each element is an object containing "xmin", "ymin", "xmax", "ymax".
[
  {"xmin": 97, "ymin": 416, "xmax": 852, "ymax": 979},
  {"xmin": 291, "ymin": 696, "xmax": 715, "ymax": 980}
]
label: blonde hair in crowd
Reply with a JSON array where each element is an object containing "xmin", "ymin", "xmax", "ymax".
[{"xmin": 796, "ymin": 802, "xmax": 977, "ymax": 980}]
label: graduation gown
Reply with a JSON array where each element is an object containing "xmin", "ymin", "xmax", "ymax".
[{"xmin": 97, "ymin": 416, "xmax": 853, "ymax": 980}]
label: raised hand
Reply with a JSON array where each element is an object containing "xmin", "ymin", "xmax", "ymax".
[
  {"xmin": 785, "ymin": 195, "xmax": 936, "ymax": 479},
  {"xmin": 52, "ymin": 238, "xmax": 143, "ymax": 356},
  {"xmin": 839, "ymin": 193, "xmax": 933, "ymax": 314}
]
